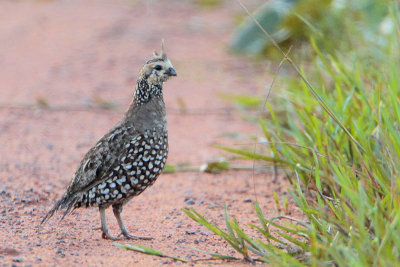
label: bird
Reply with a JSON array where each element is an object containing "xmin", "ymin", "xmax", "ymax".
[{"xmin": 41, "ymin": 41, "xmax": 177, "ymax": 240}]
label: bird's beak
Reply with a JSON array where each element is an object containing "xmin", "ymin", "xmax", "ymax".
[{"xmin": 166, "ymin": 67, "xmax": 177, "ymax": 77}]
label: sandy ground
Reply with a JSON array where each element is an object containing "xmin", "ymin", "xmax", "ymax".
[{"xmin": 0, "ymin": 0, "xmax": 301, "ymax": 265}]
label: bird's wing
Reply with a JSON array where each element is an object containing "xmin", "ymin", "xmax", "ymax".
[
  {"xmin": 67, "ymin": 124, "xmax": 138, "ymax": 194},
  {"xmin": 41, "ymin": 124, "xmax": 139, "ymax": 224}
]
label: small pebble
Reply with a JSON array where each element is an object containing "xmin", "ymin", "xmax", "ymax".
[
  {"xmin": 184, "ymin": 198, "xmax": 195, "ymax": 205},
  {"xmin": 45, "ymin": 143, "xmax": 54, "ymax": 150},
  {"xmin": 56, "ymin": 248, "xmax": 65, "ymax": 258},
  {"xmin": 244, "ymin": 197, "xmax": 252, "ymax": 203},
  {"xmin": 12, "ymin": 258, "xmax": 22, "ymax": 262},
  {"xmin": 185, "ymin": 230, "xmax": 195, "ymax": 235},
  {"xmin": 36, "ymin": 257, "xmax": 42, "ymax": 261}
]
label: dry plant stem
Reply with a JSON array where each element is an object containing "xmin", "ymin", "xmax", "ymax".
[
  {"xmin": 262, "ymin": 45, "xmax": 293, "ymax": 110},
  {"xmin": 0, "ymin": 102, "xmax": 239, "ymax": 116},
  {"xmin": 264, "ymin": 49, "xmax": 292, "ymax": 183},
  {"xmin": 250, "ymin": 31, "xmax": 293, "ymax": 203}
]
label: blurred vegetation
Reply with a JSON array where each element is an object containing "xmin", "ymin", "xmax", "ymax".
[
  {"xmin": 194, "ymin": 0, "xmax": 222, "ymax": 8},
  {"xmin": 186, "ymin": 0, "xmax": 400, "ymax": 265},
  {"xmin": 219, "ymin": 92, "xmax": 263, "ymax": 110},
  {"xmin": 230, "ymin": 0, "xmax": 393, "ymax": 62}
]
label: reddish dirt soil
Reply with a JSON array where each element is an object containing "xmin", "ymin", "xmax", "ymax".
[{"xmin": 0, "ymin": 1, "xmax": 302, "ymax": 266}]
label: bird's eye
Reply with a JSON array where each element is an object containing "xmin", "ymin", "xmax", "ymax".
[{"xmin": 154, "ymin": 65, "xmax": 162, "ymax": 71}]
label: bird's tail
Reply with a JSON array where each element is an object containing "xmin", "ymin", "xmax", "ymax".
[{"xmin": 41, "ymin": 193, "xmax": 81, "ymax": 224}]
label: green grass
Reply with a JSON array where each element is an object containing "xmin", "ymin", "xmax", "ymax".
[
  {"xmin": 113, "ymin": 243, "xmax": 186, "ymax": 262},
  {"xmin": 184, "ymin": 1, "xmax": 400, "ymax": 266}
]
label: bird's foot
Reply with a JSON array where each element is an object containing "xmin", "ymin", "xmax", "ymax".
[
  {"xmin": 101, "ymin": 231, "xmax": 125, "ymax": 241},
  {"xmin": 120, "ymin": 231, "xmax": 153, "ymax": 240}
]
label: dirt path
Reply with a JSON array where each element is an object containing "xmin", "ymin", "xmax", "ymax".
[{"xmin": 0, "ymin": 1, "xmax": 299, "ymax": 265}]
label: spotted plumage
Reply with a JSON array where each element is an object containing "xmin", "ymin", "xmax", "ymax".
[
  {"xmin": 78, "ymin": 129, "xmax": 168, "ymax": 207},
  {"xmin": 42, "ymin": 41, "xmax": 177, "ymax": 240}
]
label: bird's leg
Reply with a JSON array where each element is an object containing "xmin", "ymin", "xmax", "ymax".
[
  {"xmin": 99, "ymin": 206, "xmax": 122, "ymax": 240},
  {"xmin": 112, "ymin": 204, "xmax": 153, "ymax": 240}
]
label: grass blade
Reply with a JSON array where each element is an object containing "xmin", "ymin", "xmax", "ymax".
[{"xmin": 113, "ymin": 243, "xmax": 187, "ymax": 262}]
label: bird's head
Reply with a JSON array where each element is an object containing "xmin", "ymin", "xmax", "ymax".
[{"xmin": 139, "ymin": 40, "xmax": 177, "ymax": 84}]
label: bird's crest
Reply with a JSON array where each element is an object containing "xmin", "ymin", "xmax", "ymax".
[{"xmin": 152, "ymin": 39, "xmax": 167, "ymax": 60}]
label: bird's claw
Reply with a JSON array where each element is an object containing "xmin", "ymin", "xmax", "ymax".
[
  {"xmin": 102, "ymin": 232, "xmax": 124, "ymax": 241},
  {"xmin": 101, "ymin": 231, "xmax": 153, "ymax": 240},
  {"xmin": 121, "ymin": 231, "xmax": 153, "ymax": 240}
]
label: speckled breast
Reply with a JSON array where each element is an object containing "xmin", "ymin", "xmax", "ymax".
[{"xmin": 87, "ymin": 129, "xmax": 168, "ymax": 207}]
